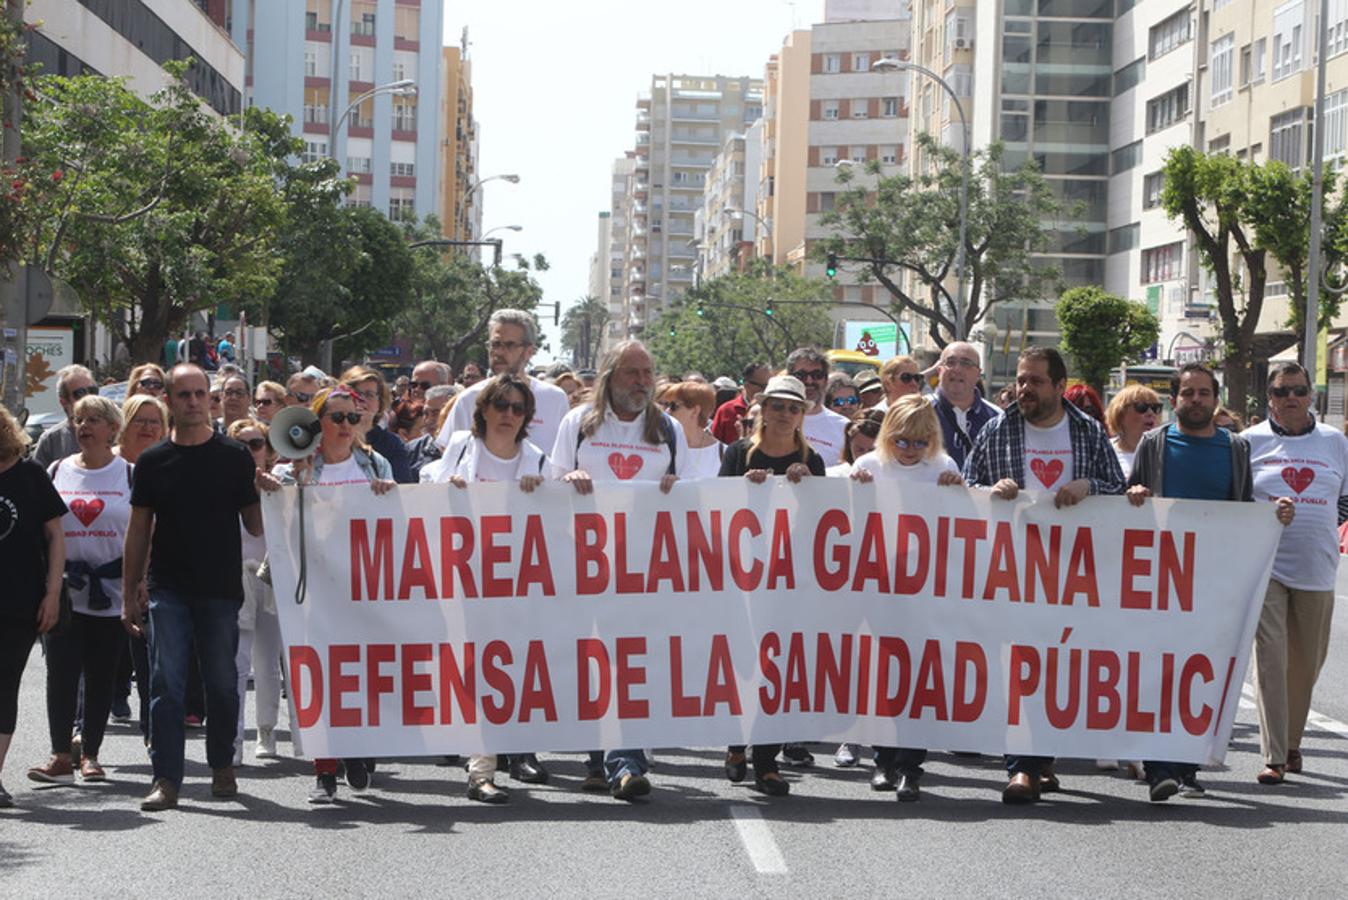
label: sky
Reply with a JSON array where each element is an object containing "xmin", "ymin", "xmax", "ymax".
[{"xmin": 441, "ymin": 0, "xmax": 824, "ymax": 362}]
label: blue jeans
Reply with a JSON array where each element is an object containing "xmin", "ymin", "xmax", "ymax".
[
  {"xmin": 147, "ymin": 588, "xmax": 241, "ymax": 788},
  {"xmin": 1145, "ymin": 761, "xmax": 1197, "ymax": 785},
  {"xmin": 588, "ymin": 749, "xmax": 648, "ymax": 785}
]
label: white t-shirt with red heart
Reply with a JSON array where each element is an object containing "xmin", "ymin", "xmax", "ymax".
[
  {"xmin": 1022, "ymin": 415, "xmax": 1073, "ymax": 492},
  {"xmin": 549, "ymin": 404, "xmax": 690, "ymax": 483},
  {"xmin": 1246, "ymin": 420, "xmax": 1348, "ymax": 591},
  {"xmin": 48, "ymin": 455, "xmax": 133, "ymax": 617}
]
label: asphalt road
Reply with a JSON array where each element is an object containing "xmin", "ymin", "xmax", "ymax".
[{"xmin": 5, "ymin": 573, "xmax": 1348, "ymax": 898}]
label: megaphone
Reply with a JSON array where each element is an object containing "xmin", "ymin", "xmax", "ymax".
[{"xmin": 269, "ymin": 406, "xmax": 322, "ymax": 459}]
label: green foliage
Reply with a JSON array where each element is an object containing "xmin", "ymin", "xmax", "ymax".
[
  {"xmin": 560, "ymin": 295, "xmax": 609, "ymax": 370},
  {"xmin": 21, "ymin": 65, "xmax": 290, "ymax": 359},
  {"xmin": 646, "ymin": 263, "xmax": 833, "ymax": 376},
  {"xmin": 817, "ymin": 133, "xmax": 1066, "ymax": 347},
  {"xmin": 1055, "ymin": 286, "xmax": 1159, "ymax": 395}
]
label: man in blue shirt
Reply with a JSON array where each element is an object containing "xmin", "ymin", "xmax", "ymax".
[{"xmin": 1127, "ymin": 362, "xmax": 1294, "ymax": 800}]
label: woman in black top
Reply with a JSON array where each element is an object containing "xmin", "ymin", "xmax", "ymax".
[
  {"xmin": 718, "ymin": 376, "xmax": 823, "ymax": 797},
  {"xmin": 0, "ymin": 406, "xmax": 67, "ymax": 808}
]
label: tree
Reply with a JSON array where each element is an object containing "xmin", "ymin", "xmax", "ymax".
[
  {"xmin": 1161, "ymin": 146, "xmax": 1267, "ymax": 412},
  {"xmin": 817, "ymin": 133, "xmax": 1067, "ymax": 348},
  {"xmin": 560, "ymin": 295, "xmax": 609, "ymax": 369},
  {"xmin": 646, "ymin": 263, "xmax": 834, "ymax": 375},
  {"xmin": 389, "ymin": 219, "xmax": 548, "ymax": 371},
  {"xmin": 21, "ymin": 65, "xmax": 292, "ymax": 360},
  {"xmin": 1246, "ymin": 162, "xmax": 1348, "ymax": 359},
  {"xmin": 1055, "ymin": 286, "xmax": 1159, "ymax": 396}
]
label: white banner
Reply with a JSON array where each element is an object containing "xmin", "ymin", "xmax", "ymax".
[{"xmin": 260, "ymin": 479, "xmax": 1281, "ymax": 763}]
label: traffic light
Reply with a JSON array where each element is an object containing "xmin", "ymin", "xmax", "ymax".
[
  {"xmin": 765, "ymin": 301, "xmax": 774, "ymax": 316},
  {"xmin": 826, "ymin": 253, "xmax": 838, "ymax": 279},
  {"xmin": 696, "ymin": 305, "xmax": 705, "ymax": 317}
]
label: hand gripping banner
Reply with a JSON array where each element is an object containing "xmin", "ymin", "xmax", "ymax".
[{"xmin": 260, "ymin": 479, "xmax": 1281, "ymax": 762}]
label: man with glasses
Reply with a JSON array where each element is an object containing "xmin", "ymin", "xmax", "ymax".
[
  {"xmin": 436, "ymin": 309, "xmax": 570, "ymax": 458},
  {"xmin": 217, "ymin": 375, "xmax": 252, "ymax": 432},
  {"xmin": 930, "ymin": 342, "xmax": 1001, "ymax": 470},
  {"xmin": 33, "ymin": 365, "xmax": 98, "ymax": 468},
  {"xmin": 964, "ymin": 346, "xmax": 1125, "ymax": 804},
  {"xmin": 409, "ymin": 360, "xmax": 451, "ymax": 400},
  {"xmin": 786, "ymin": 347, "xmax": 849, "ymax": 465},
  {"xmin": 711, "ymin": 362, "xmax": 771, "ymax": 445},
  {"xmin": 1243, "ymin": 362, "xmax": 1348, "ymax": 787}
]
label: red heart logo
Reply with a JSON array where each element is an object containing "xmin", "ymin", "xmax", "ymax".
[
  {"xmin": 1030, "ymin": 458, "xmax": 1064, "ymax": 489},
  {"xmin": 607, "ymin": 453, "xmax": 644, "ymax": 480},
  {"xmin": 1281, "ymin": 466, "xmax": 1315, "ymax": 494},
  {"xmin": 70, "ymin": 498, "xmax": 104, "ymax": 528}
]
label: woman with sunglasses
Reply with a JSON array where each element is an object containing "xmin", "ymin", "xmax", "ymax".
[
  {"xmin": 879, "ymin": 355, "xmax": 924, "ymax": 408},
  {"xmin": 420, "ymin": 374, "xmax": 549, "ymax": 803},
  {"xmin": 126, "ymin": 363, "xmax": 167, "ymax": 400},
  {"xmin": 252, "ymin": 381, "xmax": 287, "ymax": 424},
  {"xmin": 848, "ymin": 395, "xmax": 963, "ymax": 801},
  {"xmin": 225, "ymin": 418, "xmax": 285, "ymax": 766},
  {"xmin": 826, "ymin": 409, "xmax": 885, "ymax": 478},
  {"xmin": 272, "ymin": 386, "xmax": 395, "ymax": 804},
  {"xmin": 1103, "ymin": 385, "xmax": 1162, "ymax": 478},
  {"xmin": 825, "ymin": 372, "xmax": 862, "ymax": 421},
  {"xmin": 719, "ymin": 375, "xmax": 825, "ymax": 798},
  {"xmin": 657, "ymin": 381, "xmax": 723, "ymax": 480}
]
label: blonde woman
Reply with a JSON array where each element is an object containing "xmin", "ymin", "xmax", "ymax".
[
  {"xmin": 1103, "ymin": 384, "xmax": 1162, "ymax": 477},
  {"xmin": 849, "ymin": 394, "xmax": 963, "ymax": 802},
  {"xmin": 0, "ymin": 406, "xmax": 66, "ymax": 807},
  {"xmin": 118, "ymin": 395, "xmax": 168, "ymax": 464},
  {"xmin": 126, "ymin": 363, "xmax": 167, "ymax": 400},
  {"xmin": 879, "ymin": 355, "xmax": 924, "ymax": 407},
  {"xmin": 252, "ymin": 380, "xmax": 287, "ymax": 424},
  {"xmin": 29, "ymin": 396, "xmax": 130, "ymax": 786}
]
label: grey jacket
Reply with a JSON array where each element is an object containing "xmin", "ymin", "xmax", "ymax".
[
  {"xmin": 1127, "ymin": 424, "xmax": 1253, "ymax": 501},
  {"xmin": 32, "ymin": 419, "xmax": 79, "ymax": 469},
  {"xmin": 272, "ymin": 447, "xmax": 393, "ymax": 486}
]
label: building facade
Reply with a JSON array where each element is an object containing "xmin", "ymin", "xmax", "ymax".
[
  {"xmin": 438, "ymin": 36, "xmax": 480, "ymax": 241},
  {"xmin": 234, "ymin": 0, "xmax": 444, "ymax": 220},
  {"xmin": 697, "ymin": 125, "xmax": 762, "ymax": 282}
]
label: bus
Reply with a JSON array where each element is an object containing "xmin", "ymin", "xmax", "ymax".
[{"xmin": 1108, "ymin": 364, "xmax": 1178, "ymax": 417}]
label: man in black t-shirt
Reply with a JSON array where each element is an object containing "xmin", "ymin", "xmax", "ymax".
[{"xmin": 123, "ymin": 364, "xmax": 265, "ymax": 812}]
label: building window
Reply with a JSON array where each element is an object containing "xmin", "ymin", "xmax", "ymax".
[
  {"xmin": 1108, "ymin": 223, "xmax": 1140, "ymax": 255},
  {"xmin": 880, "ymin": 144, "xmax": 899, "ymax": 164},
  {"xmin": 1210, "ymin": 34, "xmax": 1234, "ymax": 107},
  {"xmin": 821, "ymin": 147, "xmax": 839, "ymax": 165},
  {"xmin": 1332, "ymin": 0, "xmax": 1348, "ymax": 58},
  {"xmin": 1209, "ymin": 134, "xmax": 1231, "ymax": 155},
  {"xmin": 303, "ymin": 104, "xmax": 327, "ymax": 124},
  {"xmin": 850, "ymin": 146, "xmax": 867, "ymax": 163},
  {"xmin": 1326, "ymin": 89, "xmax": 1348, "ymax": 161},
  {"xmin": 1114, "ymin": 58, "xmax": 1144, "ymax": 96},
  {"xmin": 819, "ymin": 192, "xmax": 836, "ymax": 212},
  {"xmin": 390, "ymin": 162, "xmax": 416, "ymax": 177},
  {"xmin": 350, "ymin": 50, "xmax": 362, "ymax": 82},
  {"xmin": 1272, "ymin": 0, "xmax": 1304, "ymax": 81},
  {"xmin": 1143, "ymin": 171, "xmax": 1164, "ymax": 209},
  {"xmin": 1149, "ymin": 9, "xmax": 1191, "ymax": 61},
  {"xmin": 389, "ymin": 196, "xmax": 415, "ymax": 222},
  {"xmin": 1270, "ymin": 108, "xmax": 1309, "ymax": 167},
  {"xmin": 354, "ymin": 12, "xmax": 376, "ymax": 36},
  {"xmin": 852, "ymin": 52, "xmax": 869, "ymax": 71},
  {"xmin": 882, "ymin": 96, "xmax": 900, "ymax": 117},
  {"xmin": 392, "ymin": 61, "xmax": 406, "ymax": 81},
  {"xmin": 1142, "ymin": 242, "xmax": 1183, "ymax": 283},
  {"xmin": 302, "ymin": 139, "xmax": 328, "ymax": 164},
  {"xmin": 822, "ymin": 100, "xmax": 840, "ymax": 120},
  {"xmin": 824, "ymin": 54, "xmax": 841, "ymax": 73},
  {"xmin": 304, "ymin": 50, "xmax": 317, "ymax": 78},
  {"xmin": 347, "ymin": 156, "xmax": 371, "ymax": 174},
  {"xmin": 1252, "ymin": 38, "xmax": 1267, "ymax": 83},
  {"xmin": 1146, "ymin": 83, "xmax": 1190, "ymax": 134},
  {"xmin": 392, "ymin": 102, "xmax": 416, "ymax": 132},
  {"xmin": 1112, "ymin": 140, "xmax": 1143, "ymax": 174},
  {"xmin": 851, "ymin": 100, "xmax": 869, "ymax": 119}
]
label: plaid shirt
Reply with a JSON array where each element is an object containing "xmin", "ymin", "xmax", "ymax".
[{"xmin": 962, "ymin": 400, "xmax": 1125, "ymax": 496}]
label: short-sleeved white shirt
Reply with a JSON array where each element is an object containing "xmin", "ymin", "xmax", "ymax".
[
  {"xmin": 436, "ymin": 375, "xmax": 571, "ymax": 460},
  {"xmin": 549, "ymin": 404, "xmax": 690, "ymax": 483}
]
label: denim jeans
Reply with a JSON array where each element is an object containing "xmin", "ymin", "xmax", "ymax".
[
  {"xmin": 147, "ymin": 588, "xmax": 241, "ymax": 788},
  {"xmin": 874, "ymin": 747, "xmax": 928, "ymax": 778},
  {"xmin": 588, "ymin": 749, "xmax": 647, "ymax": 785},
  {"xmin": 1144, "ymin": 760, "xmax": 1197, "ymax": 785}
]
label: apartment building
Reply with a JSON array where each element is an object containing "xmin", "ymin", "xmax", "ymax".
[
  {"xmin": 234, "ymin": 0, "xmax": 444, "ymax": 221},
  {"xmin": 438, "ymin": 36, "xmax": 480, "ymax": 241},
  {"xmin": 603, "ymin": 154, "xmax": 639, "ymax": 349},
  {"xmin": 623, "ymin": 73, "xmax": 764, "ymax": 333},
  {"xmin": 697, "ymin": 124, "xmax": 763, "ymax": 282}
]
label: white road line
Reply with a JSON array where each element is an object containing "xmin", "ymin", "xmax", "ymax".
[
  {"xmin": 729, "ymin": 805, "xmax": 788, "ymax": 875},
  {"xmin": 1241, "ymin": 684, "xmax": 1348, "ymax": 739}
]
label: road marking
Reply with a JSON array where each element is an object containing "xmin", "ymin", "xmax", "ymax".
[
  {"xmin": 1241, "ymin": 684, "xmax": 1348, "ymax": 739},
  {"xmin": 729, "ymin": 805, "xmax": 788, "ymax": 875}
]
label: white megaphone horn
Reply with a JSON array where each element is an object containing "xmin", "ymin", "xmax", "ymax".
[{"xmin": 269, "ymin": 406, "xmax": 322, "ymax": 459}]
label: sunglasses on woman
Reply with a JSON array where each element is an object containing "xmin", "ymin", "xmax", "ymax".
[
  {"xmin": 893, "ymin": 437, "xmax": 929, "ymax": 450},
  {"xmin": 895, "ymin": 372, "xmax": 922, "ymax": 384},
  {"xmin": 326, "ymin": 412, "xmax": 362, "ymax": 425},
  {"xmin": 663, "ymin": 401, "xmax": 682, "ymax": 413},
  {"xmin": 1132, "ymin": 402, "xmax": 1163, "ymax": 414},
  {"xmin": 239, "ymin": 437, "xmax": 267, "ymax": 451},
  {"xmin": 491, "ymin": 398, "xmax": 528, "ymax": 416},
  {"xmin": 138, "ymin": 378, "xmax": 165, "ymax": 391}
]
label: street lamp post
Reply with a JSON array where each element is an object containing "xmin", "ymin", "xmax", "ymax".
[
  {"xmin": 331, "ymin": 79, "xmax": 417, "ymax": 140},
  {"xmin": 873, "ymin": 57, "xmax": 970, "ymax": 342},
  {"xmin": 722, "ymin": 206, "xmax": 771, "ymax": 255}
]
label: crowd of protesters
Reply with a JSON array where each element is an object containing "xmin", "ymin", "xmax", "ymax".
[{"xmin": 0, "ymin": 306, "xmax": 1338, "ymax": 813}]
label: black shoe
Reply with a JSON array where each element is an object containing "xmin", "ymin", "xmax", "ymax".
[
  {"xmin": 467, "ymin": 778, "xmax": 509, "ymax": 804},
  {"xmin": 725, "ymin": 751, "xmax": 748, "ymax": 783},
  {"xmin": 611, "ymin": 773, "xmax": 651, "ymax": 801},
  {"xmin": 871, "ymin": 766, "xmax": 897, "ymax": 791},
  {"xmin": 895, "ymin": 774, "xmax": 921, "ymax": 802},
  {"xmin": 509, "ymin": 754, "xmax": 549, "ymax": 785},
  {"xmin": 308, "ymin": 773, "xmax": 338, "ymax": 804},
  {"xmin": 780, "ymin": 743, "xmax": 815, "ymax": 767},
  {"xmin": 1149, "ymin": 777, "xmax": 1179, "ymax": 802},
  {"xmin": 344, "ymin": 758, "xmax": 370, "ymax": 792},
  {"xmin": 754, "ymin": 772, "xmax": 790, "ymax": 797}
]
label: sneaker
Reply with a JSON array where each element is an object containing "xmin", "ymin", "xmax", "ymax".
[
  {"xmin": 0, "ymin": 779, "xmax": 11, "ymax": 808},
  {"xmin": 27, "ymin": 756, "xmax": 75, "ymax": 785},
  {"xmin": 780, "ymin": 743, "xmax": 815, "ymax": 767},
  {"xmin": 834, "ymin": 743, "xmax": 861, "ymax": 768},
  {"xmin": 254, "ymin": 727, "xmax": 278, "ymax": 759},
  {"xmin": 344, "ymin": 758, "xmax": 370, "ymax": 793},
  {"xmin": 184, "ymin": 714, "xmax": 203, "ymax": 729},
  {"xmin": 110, "ymin": 698, "xmax": 132, "ymax": 724},
  {"xmin": 308, "ymin": 773, "xmax": 338, "ymax": 804},
  {"xmin": 1178, "ymin": 773, "xmax": 1206, "ymax": 798},
  {"xmin": 1149, "ymin": 777, "xmax": 1180, "ymax": 802}
]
